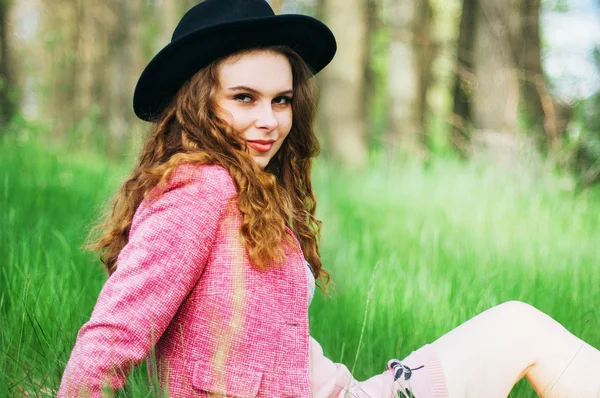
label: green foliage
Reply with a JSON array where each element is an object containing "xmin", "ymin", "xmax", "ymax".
[
  {"xmin": 544, "ymin": 0, "xmax": 570, "ymax": 13},
  {"xmin": 568, "ymin": 46, "xmax": 600, "ymax": 185},
  {"xmin": 312, "ymin": 157, "xmax": 599, "ymax": 396},
  {"xmin": 0, "ymin": 121, "xmax": 123, "ymax": 396},
  {"xmin": 2, "ymin": 122, "xmax": 599, "ymax": 397},
  {"xmin": 367, "ymin": 27, "xmax": 391, "ymax": 154}
]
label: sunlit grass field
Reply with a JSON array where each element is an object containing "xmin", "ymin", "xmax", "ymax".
[{"xmin": 1, "ymin": 125, "xmax": 599, "ymax": 397}]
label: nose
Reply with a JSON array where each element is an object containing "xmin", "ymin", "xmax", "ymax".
[{"xmin": 254, "ymin": 102, "xmax": 278, "ymax": 131}]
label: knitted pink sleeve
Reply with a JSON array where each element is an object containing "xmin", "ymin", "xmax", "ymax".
[{"xmin": 58, "ymin": 170, "xmax": 227, "ymax": 397}]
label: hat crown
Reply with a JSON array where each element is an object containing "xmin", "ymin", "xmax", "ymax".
[
  {"xmin": 134, "ymin": 0, "xmax": 336, "ymax": 121},
  {"xmin": 173, "ymin": 0, "xmax": 275, "ymax": 41}
]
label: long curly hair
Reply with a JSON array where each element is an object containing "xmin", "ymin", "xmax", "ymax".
[{"xmin": 88, "ymin": 45, "xmax": 329, "ymax": 288}]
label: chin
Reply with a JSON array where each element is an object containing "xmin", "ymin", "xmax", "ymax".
[{"xmin": 252, "ymin": 157, "xmax": 270, "ymax": 170}]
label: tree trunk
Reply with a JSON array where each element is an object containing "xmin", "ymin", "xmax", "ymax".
[
  {"xmin": 159, "ymin": 0, "xmax": 181, "ymax": 46},
  {"xmin": 471, "ymin": 0, "xmax": 519, "ymax": 134},
  {"xmin": 318, "ymin": 0, "xmax": 369, "ymax": 167},
  {"xmin": 0, "ymin": 0, "xmax": 15, "ymax": 127},
  {"xmin": 451, "ymin": 0, "xmax": 476, "ymax": 154},
  {"xmin": 516, "ymin": 0, "xmax": 569, "ymax": 151},
  {"xmin": 363, "ymin": 0, "xmax": 379, "ymax": 145},
  {"xmin": 270, "ymin": 0, "xmax": 284, "ymax": 14},
  {"xmin": 453, "ymin": 0, "xmax": 522, "ymax": 160},
  {"xmin": 415, "ymin": 1, "xmax": 434, "ymax": 143},
  {"xmin": 39, "ymin": 0, "xmax": 79, "ymax": 141},
  {"xmin": 76, "ymin": 0, "xmax": 94, "ymax": 149},
  {"xmin": 8, "ymin": 0, "xmax": 38, "ymax": 119},
  {"xmin": 106, "ymin": 0, "xmax": 134, "ymax": 159},
  {"xmin": 386, "ymin": 0, "xmax": 432, "ymax": 158}
]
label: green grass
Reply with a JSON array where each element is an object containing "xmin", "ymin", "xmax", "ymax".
[{"xmin": 1, "ymin": 124, "xmax": 599, "ymax": 397}]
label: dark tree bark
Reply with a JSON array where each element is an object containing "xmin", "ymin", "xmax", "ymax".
[
  {"xmin": 451, "ymin": 0, "xmax": 477, "ymax": 154},
  {"xmin": 106, "ymin": 0, "xmax": 135, "ymax": 158},
  {"xmin": 452, "ymin": 0, "xmax": 521, "ymax": 160},
  {"xmin": 0, "ymin": 0, "xmax": 15, "ymax": 127},
  {"xmin": 363, "ymin": 0, "xmax": 378, "ymax": 144},
  {"xmin": 414, "ymin": 0, "xmax": 434, "ymax": 149},
  {"xmin": 516, "ymin": 0, "xmax": 570, "ymax": 151}
]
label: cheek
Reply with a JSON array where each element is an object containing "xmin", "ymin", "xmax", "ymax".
[
  {"xmin": 217, "ymin": 106, "xmax": 249, "ymax": 132},
  {"xmin": 219, "ymin": 110, "xmax": 234, "ymax": 126},
  {"xmin": 214, "ymin": 101, "xmax": 234, "ymax": 125},
  {"xmin": 232, "ymin": 109, "xmax": 257, "ymax": 129},
  {"xmin": 278, "ymin": 110, "xmax": 293, "ymax": 135}
]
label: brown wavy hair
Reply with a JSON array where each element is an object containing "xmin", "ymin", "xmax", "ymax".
[{"xmin": 88, "ymin": 46, "xmax": 329, "ymax": 288}]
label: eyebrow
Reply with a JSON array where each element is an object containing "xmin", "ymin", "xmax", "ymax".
[{"xmin": 227, "ymin": 86, "xmax": 294, "ymax": 96}]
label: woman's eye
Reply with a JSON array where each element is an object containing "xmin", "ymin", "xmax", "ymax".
[
  {"xmin": 234, "ymin": 94, "xmax": 253, "ymax": 103},
  {"xmin": 274, "ymin": 96, "xmax": 292, "ymax": 105}
]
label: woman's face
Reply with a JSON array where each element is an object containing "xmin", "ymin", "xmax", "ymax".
[{"xmin": 215, "ymin": 50, "xmax": 294, "ymax": 170}]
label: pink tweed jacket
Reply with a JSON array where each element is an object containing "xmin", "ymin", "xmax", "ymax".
[{"xmin": 58, "ymin": 164, "xmax": 406, "ymax": 397}]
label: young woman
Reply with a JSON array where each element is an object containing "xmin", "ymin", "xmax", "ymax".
[{"xmin": 59, "ymin": 0, "xmax": 600, "ymax": 397}]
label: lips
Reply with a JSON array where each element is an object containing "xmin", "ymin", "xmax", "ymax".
[{"xmin": 247, "ymin": 140, "xmax": 275, "ymax": 153}]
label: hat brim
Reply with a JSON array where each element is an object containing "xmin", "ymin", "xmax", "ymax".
[{"xmin": 133, "ymin": 14, "xmax": 336, "ymax": 121}]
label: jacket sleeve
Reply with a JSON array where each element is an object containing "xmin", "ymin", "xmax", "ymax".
[
  {"xmin": 58, "ymin": 174, "xmax": 227, "ymax": 397},
  {"xmin": 310, "ymin": 336, "xmax": 398, "ymax": 398}
]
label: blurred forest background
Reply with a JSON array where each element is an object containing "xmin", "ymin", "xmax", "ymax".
[{"xmin": 0, "ymin": 0, "xmax": 599, "ymax": 181}]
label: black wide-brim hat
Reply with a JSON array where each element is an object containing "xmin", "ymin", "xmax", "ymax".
[{"xmin": 133, "ymin": 0, "xmax": 337, "ymax": 122}]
